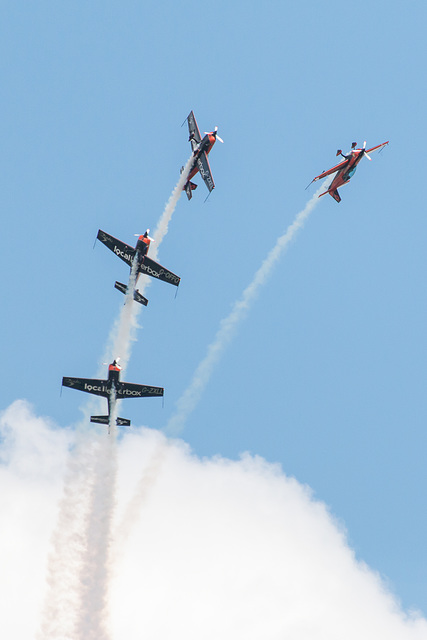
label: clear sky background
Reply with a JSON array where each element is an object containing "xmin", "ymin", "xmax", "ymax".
[{"xmin": 1, "ymin": 0, "xmax": 426, "ymax": 631}]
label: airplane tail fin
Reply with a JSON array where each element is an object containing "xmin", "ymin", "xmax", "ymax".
[
  {"xmin": 114, "ymin": 281, "xmax": 149, "ymax": 306},
  {"xmin": 90, "ymin": 415, "xmax": 131, "ymax": 427},
  {"xmin": 318, "ymin": 189, "xmax": 341, "ymax": 203}
]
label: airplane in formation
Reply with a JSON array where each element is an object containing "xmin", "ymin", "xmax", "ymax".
[
  {"xmin": 62, "ymin": 359, "xmax": 164, "ymax": 429},
  {"xmin": 181, "ymin": 110, "xmax": 223, "ymax": 200},
  {"xmin": 308, "ymin": 140, "xmax": 389, "ymax": 202},
  {"xmin": 96, "ymin": 229, "xmax": 180, "ymax": 305}
]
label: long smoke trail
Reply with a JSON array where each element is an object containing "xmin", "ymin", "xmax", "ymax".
[
  {"xmin": 39, "ymin": 157, "xmax": 194, "ymax": 639},
  {"xmin": 38, "ymin": 433, "xmax": 97, "ymax": 639},
  {"xmin": 112, "ymin": 436, "xmax": 169, "ymax": 561},
  {"xmin": 102, "ymin": 153, "xmax": 194, "ymax": 372},
  {"xmin": 166, "ymin": 183, "xmax": 327, "ymax": 435}
]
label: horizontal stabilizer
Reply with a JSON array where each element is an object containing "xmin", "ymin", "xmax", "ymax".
[
  {"xmin": 90, "ymin": 415, "xmax": 131, "ymax": 427},
  {"xmin": 133, "ymin": 289, "xmax": 149, "ymax": 306},
  {"xmin": 185, "ymin": 181, "xmax": 197, "ymax": 200},
  {"xmin": 117, "ymin": 417, "xmax": 131, "ymax": 427},
  {"xmin": 115, "ymin": 281, "xmax": 149, "ymax": 306},
  {"xmin": 90, "ymin": 415, "xmax": 109, "ymax": 425},
  {"xmin": 114, "ymin": 281, "xmax": 127, "ymax": 295}
]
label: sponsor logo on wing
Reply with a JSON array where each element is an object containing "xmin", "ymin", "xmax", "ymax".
[
  {"xmin": 119, "ymin": 386, "xmax": 163, "ymax": 397},
  {"xmin": 197, "ymin": 158, "xmax": 213, "ymax": 189},
  {"xmin": 113, "ymin": 245, "xmax": 134, "ymax": 263},
  {"xmin": 65, "ymin": 378, "xmax": 79, "ymax": 387},
  {"xmin": 140, "ymin": 264, "xmax": 179, "ymax": 284},
  {"xmin": 99, "ymin": 231, "xmax": 110, "ymax": 243},
  {"xmin": 197, "ymin": 158, "xmax": 207, "ymax": 177},
  {"xmin": 84, "ymin": 382, "xmax": 107, "ymax": 393}
]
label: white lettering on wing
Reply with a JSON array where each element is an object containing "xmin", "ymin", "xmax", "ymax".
[
  {"xmin": 84, "ymin": 383, "xmax": 104, "ymax": 393},
  {"xmin": 113, "ymin": 245, "xmax": 133, "ymax": 262},
  {"xmin": 140, "ymin": 265, "xmax": 179, "ymax": 285}
]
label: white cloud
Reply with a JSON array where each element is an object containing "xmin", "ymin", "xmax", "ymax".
[{"xmin": 1, "ymin": 401, "xmax": 426, "ymax": 640}]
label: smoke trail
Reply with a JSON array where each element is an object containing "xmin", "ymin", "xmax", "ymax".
[
  {"xmin": 75, "ymin": 433, "xmax": 117, "ymax": 639},
  {"xmin": 72, "ymin": 159, "xmax": 194, "ymax": 635},
  {"xmin": 166, "ymin": 183, "xmax": 327, "ymax": 434},
  {"xmin": 101, "ymin": 257, "xmax": 141, "ymax": 375},
  {"xmin": 39, "ymin": 158, "xmax": 194, "ymax": 639},
  {"xmin": 102, "ymin": 153, "xmax": 194, "ymax": 372},
  {"xmin": 37, "ymin": 432, "xmax": 95, "ymax": 640},
  {"xmin": 112, "ymin": 437, "xmax": 169, "ymax": 558}
]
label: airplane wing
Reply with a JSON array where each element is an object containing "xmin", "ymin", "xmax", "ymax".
[
  {"xmin": 62, "ymin": 377, "xmax": 109, "ymax": 397},
  {"xmin": 366, "ymin": 141, "xmax": 389, "ymax": 155},
  {"xmin": 139, "ymin": 256, "xmax": 181, "ymax": 287},
  {"xmin": 313, "ymin": 158, "xmax": 349, "ymax": 182},
  {"xmin": 116, "ymin": 382, "xmax": 164, "ymax": 398},
  {"xmin": 187, "ymin": 111, "xmax": 202, "ymax": 145},
  {"xmin": 196, "ymin": 151, "xmax": 215, "ymax": 192},
  {"xmin": 97, "ymin": 230, "xmax": 136, "ymax": 267}
]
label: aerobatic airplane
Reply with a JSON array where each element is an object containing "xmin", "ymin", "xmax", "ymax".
[
  {"xmin": 96, "ymin": 229, "xmax": 180, "ymax": 305},
  {"xmin": 309, "ymin": 140, "xmax": 389, "ymax": 202},
  {"xmin": 181, "ymin": 110, "xmax": 223, "ymax": 200},
  {"xmin": 62, "ymin": 359, "xmax": 164, "ymax": 429}
]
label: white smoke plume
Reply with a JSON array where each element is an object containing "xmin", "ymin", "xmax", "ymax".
[
  {"xmin": 102, "ymin": 153, "xmax": 193, "ymax": 372},
  {"xmin": 38, "ymin": 158, "xmax": 194, "ymax": 639},
  {"xmin": 1, "ymin": 402, "xmax": 426, "ymax": 639},
  {"xmin": 75, "ymin": 432, "xmax": 117, "ymax": 640},
  {"xmin": 112, "ymin": 436, "xmax": 168, "ymax": 561},
  {"xmin": 166, "ymin": 183, "xmax": 327, "ymax": 434}
]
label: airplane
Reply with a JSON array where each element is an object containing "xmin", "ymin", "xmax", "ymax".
[
  {"xmin": 308, "ymin": 140, "xmax": 389, "ymax": 202},
  {"xmin": 181, "ymin": 110, "xmax": 223, "ymax": 200},
  {"xmin": 62, "ymin": 359, "xmax": 164, "ymax": 429},
  {"xmin": 96, "ymin": 229, "xmax": 180, "ymax": 305}
]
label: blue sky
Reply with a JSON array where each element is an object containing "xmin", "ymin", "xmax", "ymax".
[{"xmin": 1, "ymin": 0, "xmax": 426, "ymax": 619}]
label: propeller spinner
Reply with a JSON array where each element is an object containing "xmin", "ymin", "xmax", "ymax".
[
  {"xmin": 134, "ymin": 229, "xmax": 155, "ymax": 241},
  {"xmin": 103, "ymin": 357, "xmax": 121, "ymax": 367},
  {"xmin": 205, "ymin": 126, "xmax": 224, "ymax": 143}
]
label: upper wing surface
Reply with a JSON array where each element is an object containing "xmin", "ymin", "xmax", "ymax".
[
  {"xmin": 197, "ymin": 151, "xmax": 215, "ymax": 192},
  {"xmin": 97, "ymin": 230, "xmax": 136, "ymax": 267},
  {"xmin": 187, "ymin": 111, "xmax": 202, "ymax": 145},
  {"xmin": 313, "ymin": 158, "xmax": 349, "ymax": 182},
  {"xmin": 62, "ymin": 377, "xmax": 109, "ymax": 397},
  {"xmin": 117, "ymin": 382, "xmax": 164, "ymax": 398},
  {"xmin": 366, "ymin": 141, "xmax": 389, "ymax": 155},
  {"xmin": 140, "ymin": 256, "xmax": 181, "ymax": 287}
]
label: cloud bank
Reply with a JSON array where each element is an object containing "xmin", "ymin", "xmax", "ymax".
[{"xmin": 1, "ymin": 400, "xmax": 426, "ymax": 640}]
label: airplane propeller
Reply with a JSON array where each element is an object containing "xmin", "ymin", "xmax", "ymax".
[
  {"xmin": 134, "ymin": 230, "xmax": 154, "ymax": 241},
  {"xmin": 348, "ymin": 141, "xmax": 371, "ymax": 160},
  {"xmin": 361, "ymin": 141, "xmax": 372, "ymax": 160},
  {"xmin": 103, "ymin": 357, "xmax": 121, "ymax": 366},
  {"xmin": 205, "ymin": 126, "xmax": 224, "ymax": 143}
]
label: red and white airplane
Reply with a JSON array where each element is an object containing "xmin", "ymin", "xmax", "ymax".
[{"xmin": 309, "ymin": 140, "xmax": 389, "ymax": 202}]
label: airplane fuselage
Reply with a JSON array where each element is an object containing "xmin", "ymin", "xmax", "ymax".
[
  {"xmin": 188, "ymin": 133, "xmax": 216, "ymax": 182},
  {"xmin": 108, "ymin": 363, "xmax": 121, "ymax": 385},
  {"xmin": 328, "ymin": 150, "xmax": 364, "ymax": 192},
  {"xmin": 132, "ymin": 235, "xmax": 151, "ymax": 284}
]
